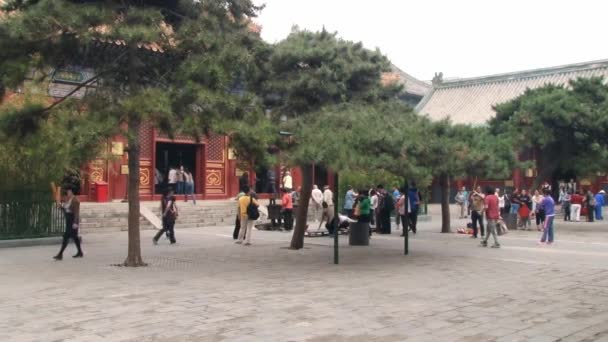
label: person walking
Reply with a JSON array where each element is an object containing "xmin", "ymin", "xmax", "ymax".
[
  {"xmin": 281, "ymin": 188, "xmax": 294, "ymax": 231},
  {"xmin": 407, "ymin": 185, "xmax": 421, "ymax": 234},
  {"xmin": 236, "ymin": 186, "xmax": 259, "ymax": 246},
  {"xmin": 481, "ymin": 187, "xmax": 500, "ymax": 248},
  {"xmin": 532, "ymin": 189, "xmax": 545, "ymax": 231},
  {"xmin": 562, "ymin": 190, "xmax": 572, "ymax": 221},
  {"xmin": 53, "ymin": 186, "xmax": 84, "ymax": 260},
  {"xmin": 153, "ymin": 188, "xmax": 178, "ymax": 245},
  {"xmin": 570, "ymin": 191, "xmax": 583, "ymax": 222},
  {"xmin": 538, "ymin": 188, "xmax": 556, "ymax": 245},
  {"xmin": 183, "ymin": 168, "xmax": 196, "ymax": 204},
  {"xmin": 470, "ymin": 186, "xmax": 485, "ymax": 238},
  {"xmin": 310, "ymin": 185, "xmax": 323, "ymax": 222},
  {"xmin": 595, "ymin": 190, "xmax": 605, "ymax": 220},
  {"xmin": 585, "ymin": 190, "xmax": 596, "ymax": 222},
  {"xmin": 455, "ymin": 187, "xmax": 467, "ymax": 219},
  {"xmin": 343, "ymin": 186, "xmax": 357, "ymax": 218}
]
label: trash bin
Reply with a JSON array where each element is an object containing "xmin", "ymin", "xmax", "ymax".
[
  {"xmin": 267, "ymin": 204, "xmax": 282, "ymax": 227},
  {"xmin": 94, "ymin": 181, "xmax": 108, "ymax": 202},
  {"xmin": 504, "ymin": 213, "xmax": 517, "ymax": 230},
  {"xmin": 349, "ymin": 221, "xmax": 370, "ymax": 246}
]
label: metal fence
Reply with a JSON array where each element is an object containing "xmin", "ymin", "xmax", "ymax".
[{"xmin": 0, "ymin": 191, "xmax": 64, "ymax": 240}]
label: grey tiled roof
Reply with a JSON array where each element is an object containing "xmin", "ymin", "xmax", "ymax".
[
  {"xmin": 416, "ymin": 59, "xmax": 608, "ymax": 125},
  {"xmin": 389, "ymin": 64, "xmax": 432, "ymax": 97}
]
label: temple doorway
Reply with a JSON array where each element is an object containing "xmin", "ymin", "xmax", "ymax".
[{"xmin": 155, "ymin": 142, "xmax": 198, "ymax": 194}]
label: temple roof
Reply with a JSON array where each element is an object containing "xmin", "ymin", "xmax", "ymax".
[
  {"xmin": 382, "ymin": 64, "xmax": 431, "ymax": 98},
  {"xmin": 416, "ymin": 59, "xmax": 608, "ymax": 125}
]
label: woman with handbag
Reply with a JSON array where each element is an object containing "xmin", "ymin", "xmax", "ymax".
[
  {"xmin": 153, "ymin": 188, "xmax": 178, "ymax": 244},
  {"xmin": 53, "ymin": 186, "xmax": 84, "ymax": 260}
]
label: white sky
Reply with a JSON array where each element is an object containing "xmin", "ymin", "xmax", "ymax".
[{"xmin": 254, "ymin": 0, "xmax": 608, "ymax": 81}]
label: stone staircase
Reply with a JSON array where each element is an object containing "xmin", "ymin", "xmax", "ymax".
[
  {"xmin": 79, "ymin": 200, "xmax": 239, "ymax": 234},
  {"xmin": 79, "ymin": 202, "xmax": 155, "ymax": 234},
  {"xmin": 142, "ymin": 200, "xmax": 238, "ymax": 229}
]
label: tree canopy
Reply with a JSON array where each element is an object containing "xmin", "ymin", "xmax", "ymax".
[{"xmin": 490, "ymin": 77, "xmax": 608, "ymax": 187}]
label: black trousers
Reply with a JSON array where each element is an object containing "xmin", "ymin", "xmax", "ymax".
[
  {"xmin": 471, "ymin": 210, "xmax": 485, "ymax": 237},
  {"xmin": 535, "ymin": 210, "xmax": 546, "ymax": 226},
  {"xmin": 563, "ymin": 203, "xmax": 571, "ymax": 221},
  {"xmin": 233, "ymin": 214, "xmax": 241, "ymax": 239},
  {"xmin": 154, "ymin": 217, "xmax": 176, "ymax": 243},
  {"xmin": 588, "ymin": 205, "xmax": 595, "ymax": 222},
  {"xmin": 381, "ymin": 210, "xmax": 391, "ymax": 234},
  {"xmin": 58, "ymin": 213, "xmax": 82, "ymax": 256},
  {"xmin": 400, "ymin": 214, "xmax": 410, "ymax": 234},
  {"xmin": 407, "ymin": 212, "xmax": 418, "ymax": 233},
  {"xmin": 282, "ymin": 209, "xmax": 294, "ymax": 231}
]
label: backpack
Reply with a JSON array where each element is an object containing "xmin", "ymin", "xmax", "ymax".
[{"xmin": 246, "ymin": 196, "xmax": 260, "ymax": 220}]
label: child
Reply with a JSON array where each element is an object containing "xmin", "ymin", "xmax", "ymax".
[{"xmin": 519, "ymin": 203, "xmax": 531, "ymax": 230}]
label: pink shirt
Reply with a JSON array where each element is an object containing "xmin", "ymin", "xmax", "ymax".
[
  {"xmin": 484, "ymin": 194, "xmax": 500, "ymax": 220},
  {"xmin": 282, "ymin": 193, "xmax": 293, "ymax": 209}
]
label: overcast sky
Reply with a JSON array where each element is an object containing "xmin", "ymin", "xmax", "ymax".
[{"xmin": 253, "ymin": 0, "xmax": 608, "ymax": 81}]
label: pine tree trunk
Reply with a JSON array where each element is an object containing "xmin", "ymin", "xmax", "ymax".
[
  {"xmin": 122, "ymin": 44, "xmax": 146, "ymax": 267},
  {"xmin": 440, "ymin": 173, "xmax": 451, "ymax": 233},
  {"xmin": 123, "ymin": 115, "xmax": 146, "ymax": 267},
  {"xmin": 290, "ymin": 164, "xmax": 312, "ymax": 250}
]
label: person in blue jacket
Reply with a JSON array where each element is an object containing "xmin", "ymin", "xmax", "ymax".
[{"xmin": 595, "ymin": 190, "xmax": 606, "ymax": 220}]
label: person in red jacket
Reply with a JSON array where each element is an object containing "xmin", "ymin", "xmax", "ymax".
[
  {"xmin": 570, "ymin": 191, "xmax": 584, "ymax": 222},
  {"xmin": 281, "ymin": 188, "xmax": 294, "ymax": 231},
  {"xmin": 481, "ymin": 186, "xmax": 501, "ymax": 248}
]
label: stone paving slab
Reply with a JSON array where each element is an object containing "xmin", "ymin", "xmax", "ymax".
[{"xmin": 1, "ymin": 217, "xmax": 608, "ymax": 341}]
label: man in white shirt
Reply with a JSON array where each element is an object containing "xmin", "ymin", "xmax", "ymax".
[
  {"xmin": 310, "ymin": 185, "xmax": 324, "ymax": 221},
  {"xmin": 323, "ymin": 185, "xmax": 334, "ymax": 207}
]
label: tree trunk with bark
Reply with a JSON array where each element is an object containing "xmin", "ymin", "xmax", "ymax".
[
  {"xmin": 290, "ymin": 163, "xmax": 312, "ymax": 250},
  {"xmin": 123, "ymin": 45, "xmax": 146, "ymax": 267},
  {"xmin": 123, "ymin": 115, "xmax": 146, "ymax": 267},
  {"xmin": 440, "ymin": 173, "xmax": 451, "ymax": 233}
]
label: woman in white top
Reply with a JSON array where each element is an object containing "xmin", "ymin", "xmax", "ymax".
[
  {"xmin": 370, "ymin": 189, "xmax": 379, "ymax": 228},
  {"xmin": 496, "ymin": 188, "xmax": 506, "ymax": 215}
]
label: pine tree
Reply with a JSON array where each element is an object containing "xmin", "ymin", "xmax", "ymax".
[
  {"xmin": 0, "ymin": 0, "xmax": 264, "ymax": 266},
  {"xmin": 262, "ymin": 28, "xmax": 401, "ymax": 249}
]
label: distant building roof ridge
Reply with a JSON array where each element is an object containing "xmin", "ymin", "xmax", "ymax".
[
  {"xmin": 416, "ymin": 57, "xmax": 608, "ymax": 125},
  {"xmin": 383, "ymin": 63, "xmax": 431, "ymax": 98},
  {"xmin": 436, "ymin": 58, "xmax": 608, "ymax": 89}
]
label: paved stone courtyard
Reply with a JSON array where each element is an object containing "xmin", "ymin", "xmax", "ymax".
[{"xmin": 1, "ymin": 211, "xmax": 608, "ymax": 342}]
